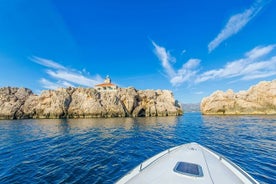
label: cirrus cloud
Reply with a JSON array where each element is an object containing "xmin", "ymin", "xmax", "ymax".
[
  {"xmin": 30, "ymin": 56, "xmax": 103, "ymax": 89},
  {"xmin": 152, "ymin": 42, "xmax": 276, "ymax": 86},
  {"xmin": 208, "ymin": 0, "xmax": 267, "ymax": 52},
  {"xmin": 196, "ymin": 44, "xmax": 276, "ymax": 83},
  {"xmin": 152, "ymin": 41, "xmax": 200, "ymax": 86}
]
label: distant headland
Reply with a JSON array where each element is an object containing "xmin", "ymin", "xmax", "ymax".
[
  {"xmin": 201, "ymin": 80, "xmax": 276, "ymax": 115},
  {"xmin": 0, "ymin": 76, "xmax": 183, "ymax": 119}
]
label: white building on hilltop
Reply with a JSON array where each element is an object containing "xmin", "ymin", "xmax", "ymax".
[{"xmin": 94, "ymin": 75, "xmax": 118, "ymax": 91}]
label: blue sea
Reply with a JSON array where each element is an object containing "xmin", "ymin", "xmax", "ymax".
[{"xmin": 0, "ymin": 113, "xmax": 275, "ymax": 184}]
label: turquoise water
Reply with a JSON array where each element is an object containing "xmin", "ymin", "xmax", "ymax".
[{"xmin": 0, "ymin": 113, "xmax": 275, "ymax": 183}]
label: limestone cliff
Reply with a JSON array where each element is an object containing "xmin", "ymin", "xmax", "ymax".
[
  {"xmin": 201, "ymin": 80, "xmax": 276, "ymax": 115},
  {"xmin": 0, "ymin": 87, "xmax": 182, "ymax": 119},
  {"xmin": 0, "ymin": 87, "xmax": 33, "ymax": 119}
]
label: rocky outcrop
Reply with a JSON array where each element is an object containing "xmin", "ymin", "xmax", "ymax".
[
  {"xmin": 0, "ymin": 87, "xmax": 182, "ymax": 119},
  {"xmin": 201, "ymin": 80, "xmax": 276, "ymax": 115},
  {"xmin": 134, "ymin": 90, "xmax": 182, "ymax": 117},
  {"xmin": 22, "ymin": 88, "xmax": 74, "ymax": 119},
  {"xmin": 68, "ymin": 88, "xmax": 126, "ymax": 118},
  {"xmin": 0, "ymin": 87, "xmax": 33, "ymax": 119}
]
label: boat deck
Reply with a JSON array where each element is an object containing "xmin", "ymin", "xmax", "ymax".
[{"xmin": 117, "ymin": 143, "xmax": 258, "ymax": 184}]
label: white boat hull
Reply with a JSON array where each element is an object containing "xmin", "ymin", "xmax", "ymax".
[{"xmin": 116, "ymin": 142, "xmax": 259, "ymax": 184}]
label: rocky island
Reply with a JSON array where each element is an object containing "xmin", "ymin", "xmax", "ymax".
[
  {"xmin": 0, "ymin": 86, "xmax": 182, "ymax": 119},
  {"xmin": 201, "ymin": 80, "xmax": 276, "ymax": 115}
]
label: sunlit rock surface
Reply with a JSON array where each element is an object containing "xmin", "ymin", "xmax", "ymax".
[
  {"xmin": 201, "ymin": 80, "xmax": 276, "ymax": 115},
  {"xmin": 0, "ymin": 87, "xmax": 182, "ymax": 119},
  {"xmin": 0, "ymin": 87, "xmax": 33, "ymax": 119}
]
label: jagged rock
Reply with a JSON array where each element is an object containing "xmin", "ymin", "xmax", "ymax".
[
  {"xmin": 22, "ymin": 88, "xmax": 73, "ymax": 118},
  {"xmin": 201, "ymin": 80, "xmax": 276, "ymax": 115},
  {"xmin": 67, "ymin": 88, "xmax": 103, "ymax": 118},
  {"xmin": 132, "ymin": 90, "xmax": 182, "ymax": 117},
  {"xmin": 0, "ymin": 86, "xmax": 183, "ymax": 119},
  {"xmin": 117, "ymin": 87, "xmax": 138, "ymax": 115},
  {"xmin": 0, "ymin": 87, "xmax": 33, "ymax": 119},
  {"xmin": 68, "ymin": 88, "xmax": 126, "ymax": 118},
  {"xmin": 21, "ymin": 94, "xmax": 38, "ymax": 118},
  {"xmin": 99, "ymin": 91, "xmax": 126, "ymax": 117}
]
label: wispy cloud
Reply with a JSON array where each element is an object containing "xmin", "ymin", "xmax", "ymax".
[
  {"xmin": 181, "ymin": 49, "xmax": 186, "ymax": 55},
  {"xmin": 152, "ymin": 41, "xmax": 176, "ymax": 77},
  {"xmin": 46, "ymin": 70, "xmax": 102, "ymax": 87},
  {"xmin": 39, "ymin": 78, "xmax": 74, "ymax": 89},
  {"xmin": 152, "ymin": 41, "xmax": 200, "ymax": 86},
  {"xmin": 245, "ymin": 44, "xmax": 275, "ymax": 59},
  {"xmin": 196, "ymin": 44, "xmax": 276, "ymax": 83},
  {"xmin": 31, "ymin": 56, "xmax": 103, "ymax": 89},
  {"xmin": 170, "ymin": 59, "xmax": 200, "ymax": 86},
  {"xmin": 30, "ymin": 56, "xmax": 66, "ymax": 70},
  {"xmin": 195, "ymin": 91, "xmax": 204, "ymax": 95},
  {"xmin": 153, "ymin": 42, "xmax": 276, "ymax": 85},
  {"xmin": 208, "ymin": 0, "xmax": 266, "ymax": 52}
]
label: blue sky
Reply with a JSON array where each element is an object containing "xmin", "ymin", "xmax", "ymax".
[{"xmin": 0, "ymin": 0, "xmax": 276, "ymax": 103}]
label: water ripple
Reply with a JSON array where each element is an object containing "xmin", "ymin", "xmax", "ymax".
[{"xmin": 0, "ymin": 113, "xmax": 275, "ymax": 183}]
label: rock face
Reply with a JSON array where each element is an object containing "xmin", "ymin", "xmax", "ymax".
[
  {"xmin": 0, "ymin": 87, "xmax": 182, "ymax": 119},
  {"xmin": 201, "ymin": 80, "xmax": 276, "ymax": 115},
  {"xmin": 22, "ymin": 88, "xmax": 73, "ymax": 119},
  {"xmin": 0, "ymin": 87, "xmax": 33, "ymax": 119}
]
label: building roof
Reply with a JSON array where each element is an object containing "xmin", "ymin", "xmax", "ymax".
[{"xmin": 95, "ymin": 83, "xmax": 117, "ymax": 87}]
